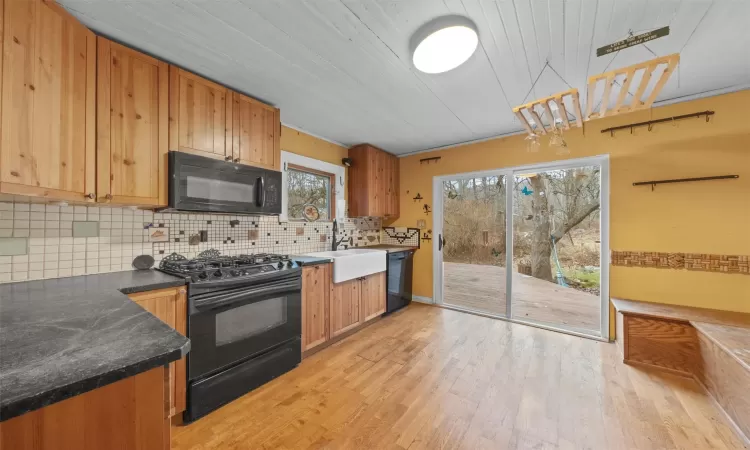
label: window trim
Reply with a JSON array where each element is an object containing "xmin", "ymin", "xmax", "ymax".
[
  {"xmin": 279, "ymin": 151, "xmax": 346, "ymax": 223},
  {"xmin": 286, "ymin": 163, "xmax": 336, "ymax": 221}
]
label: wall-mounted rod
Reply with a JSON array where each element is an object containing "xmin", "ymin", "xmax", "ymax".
[
  {"xmin": 419, "ymin": 156, "xmax": 441, "ymax": 164},
  {"xmin": 633, "ymin": 175, "xmax": 738, "ymax": 191},
  {"xmin": 601, "ymin": 110, "xmax": 714, "ymax": 136}
]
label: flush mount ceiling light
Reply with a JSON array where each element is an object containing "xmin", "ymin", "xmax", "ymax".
[{"xmin": 410, "ymin": 15, "xmax": 478, "ymax": 74}]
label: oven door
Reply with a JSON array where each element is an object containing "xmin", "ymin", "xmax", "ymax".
[
  {"xmin": 188, "ymin": 272, "xmax": 301, "ymax": 381},
  {"xmin": 167, "ymin": 151, "xmax": 281, "ymax": 214}
]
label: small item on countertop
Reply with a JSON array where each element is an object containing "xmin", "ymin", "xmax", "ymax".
[
  {"xmin": 132, "ymin": 254, "xmax": 155, "ymax": 270},
  {"xmin": 303, "ymin": 204, "xmax": 320, "ymax": 222}
]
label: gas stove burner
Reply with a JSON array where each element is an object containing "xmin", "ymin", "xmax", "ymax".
[
  {"xmin": 197, "ymin": 248, "xmax": 221, "ymax": 259},
  {"xmin": 158, "ymin": 251, "xmax": 296, "ymax": 283}
]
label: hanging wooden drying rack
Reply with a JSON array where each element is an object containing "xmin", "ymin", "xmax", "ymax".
[
  {"xmin": 512, "ymin": 88, "xmax": 584, "ymax": 135},
  {"xmin": 586, "ymin": 53, "xmax": 680, "ymax": 120}
]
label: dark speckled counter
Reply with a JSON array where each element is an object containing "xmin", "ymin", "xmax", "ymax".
[
  {"xmin": 0, "ymin": 270, "xmax": 190, "ymax": 422},
  {"xmin": 364, "ymin": 245, "xmax": 418, "ymax": 253},
  {"xmin": 291, "ymin": 255, "xmax": 334, "ymax": 266}
]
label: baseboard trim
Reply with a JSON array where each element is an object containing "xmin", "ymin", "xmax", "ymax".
[{"xmin": 412, "ymin": 296, "xmax": 433, "ymax": 304}]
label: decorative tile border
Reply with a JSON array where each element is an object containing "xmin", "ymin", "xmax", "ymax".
[
  {"xmin": 612, "ymin": 251, "xmax": 749, "ymax": 275},
  {"xmin": 382, "ymin": 227, "xmax": 421, "ymax": 248}
]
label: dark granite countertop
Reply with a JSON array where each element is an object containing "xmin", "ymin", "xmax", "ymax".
[
  {"xmin": 0, "ymin": 270, "xmax": 190, "ymax": 422},
  {"xmin": 365, "ymin": 245, "xmax": 419, "ymax": 253},
  {"xmin": 291, "ymin": 255, "xmax": 334, "ymax": 266}
]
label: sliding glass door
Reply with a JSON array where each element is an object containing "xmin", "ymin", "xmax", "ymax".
[
  {"xmin": 511, "ymin": 165, "xmax": 603, "ymax": 336},
  {"xmin": 439, "ymin": 174, "xmax": 508, "ymax": 317},
  {"xmin": 434, "ymin": 156, "xmax": 609, "ymax": 339}
]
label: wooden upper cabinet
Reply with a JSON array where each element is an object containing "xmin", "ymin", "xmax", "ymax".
[
  {"xmin": 169, "ymin": 66, "xmax": 232, "ymax": 160},
  {"xmin": 386, "ymin": 152, "xmax": 400, "ymax": 217},
  {"xmin": 232, "ymin": 93, "xmax": 280, "ymax": 170},
  {"xmin": 348, "ymin": 144, "xmax": 400, "ymax": 218},
  {"xmin": 0, "ymin": 0, "xmax": 96, "ymax": 202},
  {"xmin": 97, "ymin": 38, "xmax": 168, "ymax": 207}
]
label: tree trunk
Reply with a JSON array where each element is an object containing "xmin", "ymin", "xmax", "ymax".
[{"xmin": 529, "ymin": 176, "xmax": 554, "ymax": 282}]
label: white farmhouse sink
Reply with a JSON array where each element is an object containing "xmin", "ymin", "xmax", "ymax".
[{"xmin": 304, "ymin": 248, "xmax": 386, "ymax": 283}]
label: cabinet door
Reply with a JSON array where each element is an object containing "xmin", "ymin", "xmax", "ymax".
[
  {"xmin": 168, "ymin": 67, "xmax": 232, "ymax": 160},
  {"xmin": 97, "ymin": 38, "xmax": 168, "ymax": 207},
  {"xmin": 302, "ymin": 264, "xmax": 330, "ymax": 352},
  {"xmin": 1, "ymin": 0, "xmax": 96, "ymax": 202},
  {"xmin": 385, "ymin": 154, "xmax": 400, "ymax": 218},
  {"xmin": 361, "ymin": 271, "xmax": 386, "ymax": 322},
  {"xmin": 329, "ymin": 278, "xmax": 361, "ymax": 338},
  {"xmin": 128, "ymin": 286, "xmax": 188, "ymax": 418},
  {"xmin": 369, "ymin": 147, "xmax": 385, "ymax": 217},
  {"xmin": 232, "ymin": 93, "xmax": 280, "ymax": 170}
]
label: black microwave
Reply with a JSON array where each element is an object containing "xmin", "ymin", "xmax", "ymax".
[{"xmin": 163, "ymin": 151, "xmax": 282, "ymax": 215}]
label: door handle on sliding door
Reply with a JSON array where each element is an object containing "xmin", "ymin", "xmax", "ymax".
[{"xmin": 438, "ymin": 234, "xmax": 446, "ymax": 251}]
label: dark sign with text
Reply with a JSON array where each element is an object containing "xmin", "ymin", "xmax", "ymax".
[{"xmin": 597, "ymin": 26, "xmax": 669, "ymax": 57}]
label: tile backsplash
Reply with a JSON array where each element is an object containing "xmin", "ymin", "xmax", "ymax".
[{"xmin": 0, "ymin": 199, "xmax": 381, "ymax": 283}]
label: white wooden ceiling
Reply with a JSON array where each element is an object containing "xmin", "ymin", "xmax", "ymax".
[{"xmin": 60, "ymin": 0, "xmax": 750, "ymax": 155}]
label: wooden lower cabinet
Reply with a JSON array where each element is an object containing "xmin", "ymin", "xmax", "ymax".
[
  {"xmin": 301, "ymin": 264, "xmax": 330, "ymax": 352},
  {"xmin": 0, "ymin": 367, "xmax": 169, "ymax": 450},
  {"xmin": 329, "ymin": 277, "xmax": 361, "ymax": 338},
  {"xmin": 360, "ymin": 272, "xmax": 386, "ymax": 322},
  {"xmin": 301, "ymin": 266, "xmax": 387, "ymax": 354},
  {"xmin": 127, "ymin": 286, "xmax": 187, "ymax": 418},
  {"xmin": 328, "ymin": 271, "xmax": 386, "ymax": 338}
]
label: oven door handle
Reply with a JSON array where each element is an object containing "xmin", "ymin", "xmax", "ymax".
[{"xmin": 193, "ymin": 281, "xmax": 300, "ymax": 312}]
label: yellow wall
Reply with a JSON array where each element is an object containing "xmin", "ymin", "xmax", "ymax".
[
  {"xmin": 280, "ymin": 125, "xmax": 348, "ymax": 167},
  {"xmin": 280, "ymin": 125, "xmax": 349, "ymax": 200},
  {"xmin": 393, "ymin": 90, "xmax": 750, "ymax": 334}
]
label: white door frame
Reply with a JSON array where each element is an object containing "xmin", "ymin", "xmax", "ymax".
[{"xmin": 433, "ymin": 154, "xmax": 610, "ymax": 341}]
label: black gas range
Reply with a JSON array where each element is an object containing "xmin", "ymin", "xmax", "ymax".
[{"xmin": 159, "ymin": 250, "xmax": 302, "ymax": 422}]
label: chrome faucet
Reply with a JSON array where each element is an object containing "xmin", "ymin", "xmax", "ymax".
[{"xmin": 331, "ymin": 219, "xmax": 352, "ymax": 251}]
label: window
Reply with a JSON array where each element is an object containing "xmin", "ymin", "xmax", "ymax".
[
  {"xmin": 286, "ymin": 164, "xmax": 335, "ymax": 220},
  {"xmin": 280, "ymin": 151, "xmax": 344, "ymax": 223}
]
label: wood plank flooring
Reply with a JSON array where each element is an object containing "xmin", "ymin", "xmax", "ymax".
[
  {"xmin": 172, "ymin": 304, "xmax": 747, "ymax": 450},
  {"xmin": 443, "ymin": 262, "xmax": 601, "ymax": 335}
]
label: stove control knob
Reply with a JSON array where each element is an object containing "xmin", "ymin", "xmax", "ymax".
[
  {"xmin": 286, "ymin": 261, "xmax": 294, "ymax": 268},
  {"xmin": 230, "ymin": 269, "xmax": 241, "ymax": 277},
  {"xmin": 277, "ymin": 262, "xmax": 284, "ymax": 269},
  {"xmin": 198, "ymin": 271, "xmax": 208, "ymax": 280},
  {"xmin": 213, "ymin": 270, "xmax": 223, "ymax": 278}
]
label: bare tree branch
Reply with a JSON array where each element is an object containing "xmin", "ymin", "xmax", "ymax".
[{"xmin": 551, "ymin": 201, "xmax": 600, "ymax": 243}]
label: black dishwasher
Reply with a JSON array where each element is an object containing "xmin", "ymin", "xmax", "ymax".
[{"xmin": 386, "ymin": 250, "xmax": 414, "ymax": 313}]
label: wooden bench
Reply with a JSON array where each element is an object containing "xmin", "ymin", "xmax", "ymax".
[{"xmin": 613, "ymin": 298, "xmax": 750, "ymax": 443}]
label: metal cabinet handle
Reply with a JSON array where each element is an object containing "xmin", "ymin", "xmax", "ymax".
[
  {"xmin": 105, "ymin": 194, "xmax": 113, "ymax": 200},
  {"xmin": 224, "ymin": 156, "xmax": 232, "ymax": 161},
  {"xmin": 178, "ymin": 289, "xmax": 187, "ymax": 294},
  {"xmin": 86, "ymin": 193, "xmax": 95, "ymax": 199},
  {"xmin": 234, "ymin": 158, "xmax": 240, "ymax": 163}
]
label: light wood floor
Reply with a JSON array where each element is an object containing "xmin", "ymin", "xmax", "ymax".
[
  {"xmin": 172, "ymin": 304, "xmax": 747, "ymax": 450},
  {"xmin": 444, "ymin": 262, "xmax": 601, "ymax": 335}
]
